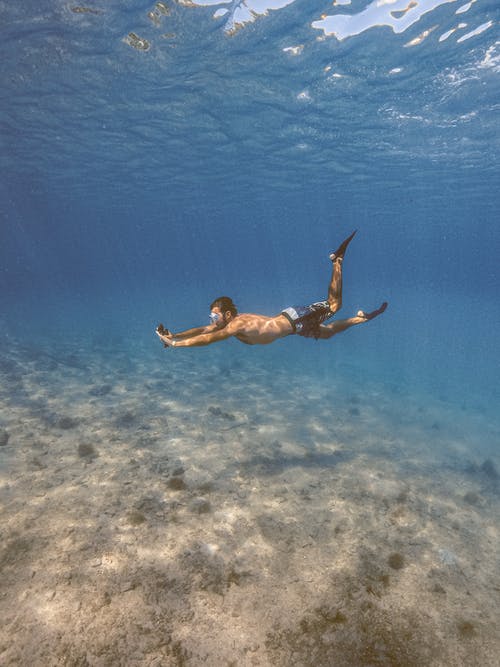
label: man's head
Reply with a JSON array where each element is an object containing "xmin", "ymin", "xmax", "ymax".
[{"xmin": 210, "ymin": 296, "xmax": 237, "ymax": 327}]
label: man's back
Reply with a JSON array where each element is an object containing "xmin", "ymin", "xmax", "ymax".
[{"xmin": 227, "ymin": 313, "xmax": 293, "ymax": 345}]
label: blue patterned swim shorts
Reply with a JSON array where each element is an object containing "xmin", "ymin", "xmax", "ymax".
[{"xmin": 281, "ymin": 300, "xmax": 334, "ymax": 339}]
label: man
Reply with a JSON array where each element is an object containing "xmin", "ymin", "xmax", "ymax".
[{"xmin": 156, "ymin": 231, "xmax": 387, "ymax": 349}]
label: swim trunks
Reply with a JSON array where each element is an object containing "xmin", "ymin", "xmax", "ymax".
[{"xmin": 281, "ymin": 300, "xmax": 334, "ymax": 339}]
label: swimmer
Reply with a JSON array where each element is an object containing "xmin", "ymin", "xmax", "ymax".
[{"xmin": 156, "ymin": 231, "xmax": 387, "ymax": 349}]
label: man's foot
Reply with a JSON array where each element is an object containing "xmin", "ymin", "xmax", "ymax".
[
  {"xmin": 357, "ymin": 302, "xmax": 388, "ymax": 321},
  {"xmin": 329, "ymin": 230, "xmax": 357, "ymax": 262}
]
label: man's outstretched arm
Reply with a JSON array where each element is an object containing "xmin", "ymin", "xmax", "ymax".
[
  {"xmin": 170, "ymin": 325, "xmax": 216, "ymax": 340},
  {"xmin": 157, "ymin": 326, "xmax": 233, "ymax": 348}
]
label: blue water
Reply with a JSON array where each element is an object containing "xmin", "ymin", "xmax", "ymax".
[
  {"xmin": 1, "ymin": 1, "xmax": 499, "ymax": 401},
  {"xmin": 1, "ymin": 3, "xmax": 500, "ymax": 662},
  {"xmin": 1, "ymin": 0, "xmax": 499, "ymax": 468}
]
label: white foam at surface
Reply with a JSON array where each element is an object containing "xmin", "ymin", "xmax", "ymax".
[{"xmin": 479, "ymin": 42, "xmax": 500, "ymax": 71}]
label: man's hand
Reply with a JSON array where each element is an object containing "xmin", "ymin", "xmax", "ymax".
[
  {"xmin": 156, "ymin": 323, "xmax": 171, "ymax": 336},
  {"xmin": 156, "ymin": 325, "xmax": 175, "ymax": 348}
]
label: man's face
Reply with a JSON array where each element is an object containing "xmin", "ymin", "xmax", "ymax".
[{"xmin": 210, "ymin": 306, "xmax": 226, "ymax": 329}]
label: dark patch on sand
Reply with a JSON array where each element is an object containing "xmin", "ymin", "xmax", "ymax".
[
  {"xmin": 77, "ymin": 443, "xmax": 98, "ymax": 460},
  {"xmin": 388, "ymin": 552, "xmax": 405, "ymax": 570}
]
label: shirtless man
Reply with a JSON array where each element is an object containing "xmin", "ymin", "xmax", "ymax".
[{"xmin": 156, "ymin": 231, "xmax": 387, "ymax": 349}]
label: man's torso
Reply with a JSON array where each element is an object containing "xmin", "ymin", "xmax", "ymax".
[{"xmin": 229, "ymin": 313, "xmax": 293, "ymax": 345}]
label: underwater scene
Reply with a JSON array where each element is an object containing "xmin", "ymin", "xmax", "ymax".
[{"xmin": 1, "ymin": 1, "xmax": 499, "ymax": 665}]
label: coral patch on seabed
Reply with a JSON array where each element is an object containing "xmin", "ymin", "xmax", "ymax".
[{"xmin": 0, "ymin": 335, "xmax": 499, "ymax": 665}]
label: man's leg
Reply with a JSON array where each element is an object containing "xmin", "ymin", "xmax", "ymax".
[
  {"xmin": 327, "ymin": 231, "xmax": 357, "ymax": 313},
  {"xmin": 318, "ymin": 302, "xmax": 387, "ymax": 339}
]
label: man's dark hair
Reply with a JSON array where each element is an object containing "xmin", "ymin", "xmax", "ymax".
[{"xmin": 211, "ymin": 296, "xmax": 238, "ymax": 317}]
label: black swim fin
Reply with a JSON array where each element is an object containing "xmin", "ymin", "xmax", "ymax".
[{"xmin": 330, "ymin": 230, "xmax": 357, "ymax": 261}]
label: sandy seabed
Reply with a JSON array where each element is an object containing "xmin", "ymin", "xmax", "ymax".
[{"xmin": 1, "ymin": 333, "xmax": 499, "ymax": 667}]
